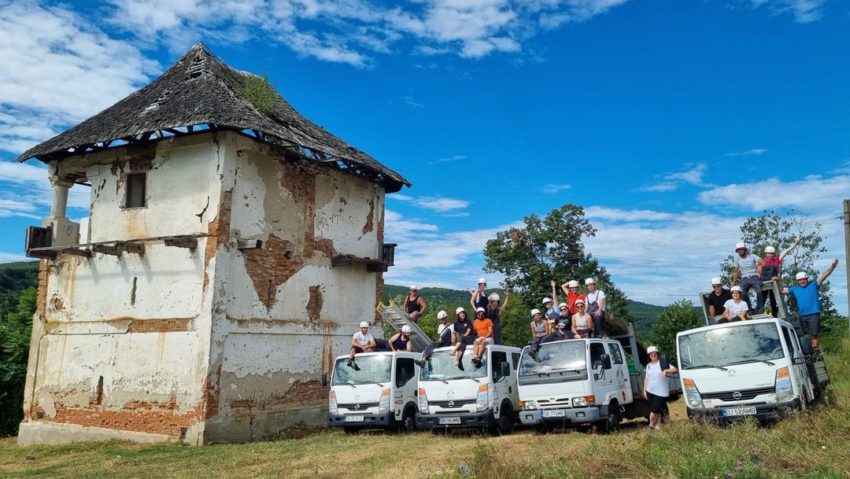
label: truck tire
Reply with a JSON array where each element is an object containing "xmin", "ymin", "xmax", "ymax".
[
  {"xmin": 399, "ymin": 408, "xmax": 417, "ymax": 433},
  {"xmin": 598, "ymin": 405, "xmax": 621, "ymax": 434},
  {"xmin": 497, "ymin": 404, "xmax": 515, "ymax": 435}
]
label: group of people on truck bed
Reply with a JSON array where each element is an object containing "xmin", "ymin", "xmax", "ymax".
[{"xmin": 705, "ymin": 240, "xmax": 839, "ymax": 350}]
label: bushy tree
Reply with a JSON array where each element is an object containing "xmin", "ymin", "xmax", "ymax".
[
  {"xmin": 651, "ymin": 299, "xmax": 702, "ymax": 364},
  {"xmin": 483, "ymin": 204, "xmax": 631, "ymax": 325},
  {"xmin": 0, "ymin": 287, "xmax": 35, "ymax": 435},
  {"xmin": 720, "ymin": 209, "xmax": 835, "ymax": 316}
]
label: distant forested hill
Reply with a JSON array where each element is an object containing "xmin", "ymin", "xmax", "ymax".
[{"xmin": 0, "ymin": 262, "xmax": 39, "ymax": 318}]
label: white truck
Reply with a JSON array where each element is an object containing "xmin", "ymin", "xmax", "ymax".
[
  {"xmin": 416, "ymin": 344, "xmax": 522, "ymax": 434},
  {"xmin": 326, "ymin": 351, "xmax": 420, "ymax": 433},
  {"xmin": 678, "ymin": 282, "xmax": 830, "ymax": 422},
  {"xmin": 517, "ymin": 328, "xmax": 681, "ymax": 432}
]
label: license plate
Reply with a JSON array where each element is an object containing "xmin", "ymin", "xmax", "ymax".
[
  {"xmin": 721, "ymin": 407, "xmax": 757, "ymax": 417},
  {"xmin": 439, "ymin": 416, "xmax": 461, "ymax": 425},
  {"xmin": 344, "ymin": 415, "xmax": 365, "ymax": 422},
  {"xmin": 542, "ymin": 409, "xmax": 566, "ymax": 418}
]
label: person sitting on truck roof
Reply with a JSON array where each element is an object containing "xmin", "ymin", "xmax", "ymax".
[
  {"xmin": 782, "ymin": 259, "xmax": 840, "ymax": 350},
  {"xmin": 572, "ymin": 299, "xmax": 594, "ymax": 338},
  {"xmin": 468, "ymin": 277, "xmax": 489, "ymax": 313},
  {"xmin": 706, "ymin": 277, "xmax": 732, "ymax": 322},
  {"xmin": 585, "ymin": 278, "xmax": 607, "ymax": 337},
  {"xmin": 417, "ymin": 310, "xmax": 454, "ymax": 369},
  {"xmin": 452, "ymin": 307, "xmax": 475, "ymax": 369},
  {"xmin": 644, "ymin": 346, "xmax": 677, "ymax": 430},
  {"xmin": 529, "ymin": 308, "xmax": 550, "ymax": 362},
  {"xmin": 722, "ymin": 286, "xmax": 750, "ymax": 322},
  {"xmin": 551, "ymin": 302, "xmax": 571, "ymax": 332},
  {"xmin": 389, "ymin": 325, "xmax": 414, "ymax": 352},
  {"xmin": 757, "ymin": 239, "xmax": 801, "ymax": 316},
  {"xmin": 487, "ymin": 291, "xmax": 508, "ymax": 345},
  {"xmin": 561, "ymin": 279, "xmax": 587, "ymax": 315},
  {"xmin": 542, "ymin": 295, "xmax": 559, "ymax": 322},
  {"xmin": 348, "ymin": 321, "xmax": 377, "ymax": 370},
  {"xmin": 404, "ymin": 285, "xmax": 428, "ymax": 323},
  {"xmin": 732, "ymin": 242, "xmax": 761, "ymax": 311},
  {"xmin": 471, "ymin": 307, "xmax": 494, "ymax": 367}
]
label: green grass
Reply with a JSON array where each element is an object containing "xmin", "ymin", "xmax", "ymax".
[{"xmin": 2, "ymin": 339, "xmax": 849, "ymax": 479}]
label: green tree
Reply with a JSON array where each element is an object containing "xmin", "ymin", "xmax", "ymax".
[
  {"xmin": 651, "ymin": 299, "xmax": 702, "ymax": 364},
  {"xmin": 483, "ymin": 204, "xmax": 631, "ymax": 326},
  {"xmin": 0, "ymin": 287, "xmax": 36, "ymax": 435},
  {"xmin": 720, "ymin": 209, "xmax": 835, "ymax": 316}
]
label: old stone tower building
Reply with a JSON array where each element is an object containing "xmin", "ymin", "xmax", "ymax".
[{"xmin": 17, "ymin": 44, "xmax": 408, "ymax": 444}]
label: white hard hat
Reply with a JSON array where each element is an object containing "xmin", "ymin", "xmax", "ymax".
[
  {"xmin": 735, "ymin": 242, "xmax": 747, "ymax": 251},
  {"xmin": 711, "ymin": 277, "xmax": 722, "ymax": 285},
  {"xmin": 730, "ymin": 286, "xmax": 742, "ymax": 292},
  {"xmin": 488, "ymin": 293, "xmax": 500, "ymax": 301},
  {"xmin": 558, "ymin": 303, "xmax": 568, "ymax": 309},
  {"xmin": 437, "ymin": 310, "xmax": 448, "ymax": 320},
  {"xmin": 455, "ymin": 307, "xmax": 465, "ymax": 315},
  {"xmin": 574, "ymin": 298, "xmax": 585, "ymax": 305},
  {"xmin": 765, "ymin": 246, "xmax": 776, "ymax": 254},
  {"xmin": 401, "ymin": 325, "xmax": 412, "ymax": 333},
  {"xmin": 585, "ymin": 278, "xmax": 595, "ymax": 285},
  {"xmin": 795, "ymin": 272, "xmax": 808, "ymax": 280},
  {"xmin": 478, "ymin": 277, "xmax": 486, "ymax": 284},
  {"xmin": 359, "ymin": 321, "xmax": 370, "ymax": 328},
  {"xmin": 409, "ymin": 284, "xmax": 418, "ymax": 290},
  {"xmin": 475, "ymin": 307, "xmax": 486, "ymax": 313},
  {"xmin": 647, "ymin": 346, "xmax": 659, "ymax": 354},
  {"xmin": 568, "ymin": 280, "xmax": 579, "ymax": 288},
  {"xmin": 542, "ymin": 297, "xmax": 552, "ymax": 304},
  {"xmin": 530, "ymin": 308, "xmax": 541, "ymax": 317}
]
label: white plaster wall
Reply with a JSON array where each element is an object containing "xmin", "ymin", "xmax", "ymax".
[{"xmin": 314, "ymin": 169, "xmax": 384, "ymax": 259}]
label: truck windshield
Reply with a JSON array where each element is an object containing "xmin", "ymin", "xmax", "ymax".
[
  {"xmin": 678, "ymin": 323, "xmax": 785, "ymax": 370},
  {"xmin": 518, "ymin": 341, "xmax": 587, "ymax": 385},
  {"xmin": 420, "ymin": 349, "xmax": 487, "ymax": 381},
  {"xmin": 332, "ymin": 355, "xmax": 392, "ymax": 386}
]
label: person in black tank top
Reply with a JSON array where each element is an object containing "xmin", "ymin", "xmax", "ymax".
[
  {"xmin": 468, "ymin": 278, "xmax": 489, "ymax": 313},
  {"xmin": 389, "ymin": 325, "xmax": 413, "ymax": 352},
  {"xmin": 405, "ymin": 285, "xmax": 427, "ymax": 323},
  {"xmin": 487, "ymin": 291, "xmax": 509, "ymax": 344}
]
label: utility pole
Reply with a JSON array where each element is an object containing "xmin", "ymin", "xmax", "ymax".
[{"xmin": 844, "ymin": 200, "xmax": 850, "ymax": 334}]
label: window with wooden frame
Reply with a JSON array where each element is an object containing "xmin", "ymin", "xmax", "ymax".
[{"xmin": 125, "ymin": 173, "xmax": 147, "ymax": 208}]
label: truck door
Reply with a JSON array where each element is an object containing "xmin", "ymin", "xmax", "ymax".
[
  {"xmin": 490, "ymin": 350, "xmax": 511, "ymax": 416},
  {"xmin": 607, "ymin": 342, "xmax": 631, "ymax": 403},
  {"xmin": 394, "ymin": 357, "xmax": 417, "ymax": 419},
  {"xmin": 781, "ymin": 325, "xmax": 813, "ymax": 401},
  {"xmin": 590, "ymin": 343, "xmax": 614, "ymax": 401}
]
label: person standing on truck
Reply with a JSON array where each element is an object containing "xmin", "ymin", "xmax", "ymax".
[
  {"xmin": 644, "ymin": 346, "xmax": 677, "ymax": 430},
  {"xmin": 389, "ymin": 325, "xmax": 414, "ymax": 352},
  {"xmin": 417, "ymin": 310, "xmax": 454, "ymax": 368},
  {"xmin": 731, "ymin": 242, "xmax": 761, "ymax": 311},
  {"xmin": 348, "ymin": 321, "xmax": 377, "ymax": 370},
  {"xmin": 572, "ymin": 299, "xmax": 594, "ymax": 338},
  {"xmin": 468, "ymin": 278, "xmax": 489, "ymax": 313},
  {"xmin": 529, "ymin": 308, "xmax": 550, "ymax": 362},
  {"xmin": 453, "ymin": 307, "xmax": 475, "ymax": 368},
  {"xmin": 487, "ymin": 291, "xmax": 508, "ymax": 344},
  {"xmin": 471, "ymin": 307, "xmax": 494, "ymax": 367},
  {"xmin": 757, "ymin": 239, "xmax": 801, "ymax": 316},
  {"xmin": 542, "ymin": 294, "xmax": 559, "ymax": 322},
  {"xmin": 561, "ymin": 280, "xmax": 586, "ymax": 315},
  {"xmin": 722, "ymin": 286, "xmax": 750, "ymax": 322},
  {"xmin": 405, "ymin": 285, "xmax": 427, "ymax": 323},
  {"xmin": 782, "ymin": 259, "xmax": 840, "ymax": 350},
  {"xmin": 585, "ymin": 278, "xmax": 607, "ymax": 337},
  {"xmin": 706, "ymin": 277, "xmax": 732, "ymax": 322}
]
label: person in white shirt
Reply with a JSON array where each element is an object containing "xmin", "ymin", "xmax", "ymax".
[
  {"xmin": 722, "ymin": 286, "xmax": 750, "ymax": 322},
  {"xmin": 585, "ymin": 278, "xmax": 607, "ymax": 337},
  {"xmin": 643, "ymin": 346, "xmax": 677, "ymax": 430},
  {"xmin": 348, "ymin": 321, "xmax": 376, "ymax": 370}
]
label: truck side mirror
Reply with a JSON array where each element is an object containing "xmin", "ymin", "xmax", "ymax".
[{"xmin": 320, "ymin": 372, "xmax": 328, "ymax": 387}]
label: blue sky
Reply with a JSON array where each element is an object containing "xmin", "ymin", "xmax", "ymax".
[{"xmin": 1, "ymin": 0, "xmax": 849, "ymax": 311}]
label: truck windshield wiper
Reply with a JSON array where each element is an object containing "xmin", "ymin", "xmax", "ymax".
[
  {"xmin": 687, "ymin": 363, "xmax": 729, "ymax": 371},
  {"xmin": 725, "ymin": 359, "xmax": 776, "ymax": 366}
]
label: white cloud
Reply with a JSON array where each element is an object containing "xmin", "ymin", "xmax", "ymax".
[
  {"xmin": 430, "ymin": 154, "xmax": 467, "ymax": 165},
  {"xmin": 636, "ymin": 181, "xmax": 678, "ymax": 193},
  {"xmin": 699, "ymin": 175, "xmax": 850, "ymax": 212},
  {"xmin": 0, "ymin": 160, "xmax": 90, "ymax": 219},
  {"xmin": 748, "ymin": 0, "xmax": 827, "ymax": 23},
  {"xmin": 542, "ymin": 183, "xmax": 571, "ymax": 194},
  {"xmin": 0, "ymin": 252, "xmax": 31, "ymax": 263},
  {"xmin": 724, "ymin": 148, "xmax": 768, "ymax": 157},
  {"xmin": 666, "ymin": 163, "xmax": 706, "ymax": 185},
  {"xmin": 389, "ymin": 194, "xmax": 469, "ymax": 213}
]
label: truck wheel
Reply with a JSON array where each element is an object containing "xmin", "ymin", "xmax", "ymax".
[
  {"xmin": 399, "ymin": 408, "xmax": 417, "ymax": 433},
  {"xmin": 343, "ymin": 427, "xmax": 359, "ymax": 435},
  {"xmin": 598, "ymin": 406, "xmax": 621, "ymax": 434},
  {"xmin": 497, "ymin": 405, "xmax": 515, "ymax": 435}
]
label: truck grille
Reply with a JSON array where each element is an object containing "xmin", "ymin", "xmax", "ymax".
[
  {"xmin": 430, "ymin": 399, "xmax": 475, "ymax": 408},
  {"xmin": 536, "ymin": 398, "xmax": 573, "ymax": 408},
  {"xmin": 702, "ymin": 386, "xmax": 774, "ymax": 401},
  {"xmin": 337, "ymin": 402, "xmax": 379, "ymax": 411}
]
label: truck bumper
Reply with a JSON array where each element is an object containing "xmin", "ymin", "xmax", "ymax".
[
  {"xmin": 417, "ymin": 410, "xmax": 491, "ymax": 429},
  {"xmin": 327, "ymin": 412, "xmax": 394, "ymax": 429},
  {"xmin": 687, "ymin": 399, "xmax": 801, "ymax": 422},
  {"xmin": 519, "ymin": 407, "xmax": 603, "ymax": 426}
]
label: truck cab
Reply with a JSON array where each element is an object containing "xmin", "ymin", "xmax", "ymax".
[
  {"xmin": 327, "ymin": 351, "xmax": 420, "ymax": 433},
  {"xmin": 416, "ymin": 345, "xmax": 521, "ymax": 434},
  {"xmin": 677, "ymin": 317, "xmax": 823, "ymax": 422},
  {"xmin": 517, "ymin": 338, "xmax": 633, "ymax": 432}
]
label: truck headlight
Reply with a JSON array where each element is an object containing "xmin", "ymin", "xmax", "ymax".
[
  {"xmin": 379, "ymin": 388, "xmax": 391, "ymax": 413},
  {"xmin": 775, "ymin": 367, "xmax": 793, "ymax": 402},
  {"xmin": 329, "ymin": 391, "xmax": 338, "ymax": 415},
  {"xmin": 683, "ymin": 378, "xmax": 702, "ymax": 408},
  {"xmin": 475, "ymin": 384, "xmax": 489, "ymax": 412},
  {"xmin": 418, "ymin": 388, "xmax": 429, "ymax": 414},
  {"xmin": 572, "ymin": 396, "xmax": 595, "ymax": 407},
  {"xmin": 518, "ymin": 400, "xmax": 536, "ymax": 410}
]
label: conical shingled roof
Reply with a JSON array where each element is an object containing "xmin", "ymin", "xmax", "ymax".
[{"xmin": 17, "ymin": 43, "xmax": 409, "ymax": 192}]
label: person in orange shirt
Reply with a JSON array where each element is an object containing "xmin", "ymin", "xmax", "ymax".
[
  {"xmin": 560, "ymin": 279, "xmax": 587, "ymax": 315},
  {"xmin": 470, "ymin": 307, "xmax": 493, "ymax": 367}
]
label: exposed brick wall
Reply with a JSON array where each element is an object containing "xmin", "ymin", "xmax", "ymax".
[{"xmin": 228, "ymin": 380, "xmax": 327, "ymax": 411}]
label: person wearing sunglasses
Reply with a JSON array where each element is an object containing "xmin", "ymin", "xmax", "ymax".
[
  {"xmin": 405, "ymin": 285, "xmax": 427, "ymax": 323},
  {"xmin": 706, "ymin": 277, "xmax": 732, "ymax": 323},
  {"xmin": 571, "ymin": 299, "xmax": 593, "ymax": 338}
]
